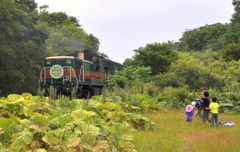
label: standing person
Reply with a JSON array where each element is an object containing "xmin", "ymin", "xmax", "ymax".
[
  {"xmin": 194, "ymin": 94, "xmax": 203, "ymax": 119},
  {"xmin": 185, "ymin": 104, "xmax": 194, "ymax": 126},
  {"xmin": 200, "ymin": 91, "xmax": 211, "ymax": 124},
  {"xmin": 206, "ymin": 97, "xmax": 221, "ymax": 127}
]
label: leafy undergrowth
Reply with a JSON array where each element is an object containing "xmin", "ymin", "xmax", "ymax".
[
  {"xmin": 0, "ymin": 93, "xmax": 161, "ymax": 152},
  {"xmin": 133, "ymin": 109, "xmax": 240, "ymax": 152}
]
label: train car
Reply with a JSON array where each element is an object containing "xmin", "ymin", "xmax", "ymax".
[{"xmin": 39, "ymin": 50, "xmax": 126, "ymax": 99}]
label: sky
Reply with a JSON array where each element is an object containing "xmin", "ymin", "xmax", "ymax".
[{"xmin": 35, "ymin": 0, "xmax": 234, "ymax": 64}]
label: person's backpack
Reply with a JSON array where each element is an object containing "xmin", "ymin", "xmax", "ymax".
[{"xmin": 194, "ymin": 99, "xmax": 203, "ymax": 109}]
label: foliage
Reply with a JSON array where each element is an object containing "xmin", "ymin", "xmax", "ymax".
[
  {"xmin": 178, "ymin": 23, "xmax": 227, "ymax": 51},
  {"xmin": 231, "ymin": 0, "xmax": 240, "ymax": 23},
  {"xmin": 129, "ymin": 42, "xmax": 178, "ymax": 75},
  {"xmin": 0, "ymin": 93, "xmax": 157, "ymax": 151},
  {"xmin": 107, "ymin": 66, "xmax": 151, "ymax": 88},
  {"xmin": 219, "ymin": 43, "xmax": 240, "ymax": 61},
  {"xmin": 0, "ymin": 0, "xmax": 48, "ymax": 96}
]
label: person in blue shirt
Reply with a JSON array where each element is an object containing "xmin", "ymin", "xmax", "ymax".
[{"xmin": 185, "ymin": 104, "xmax": 194, "ymax": 126}]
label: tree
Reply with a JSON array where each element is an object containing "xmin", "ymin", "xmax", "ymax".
[
  {"xmin": 39, "ymin": 10, "xmax": 80, "ymax": 27},
  {"xmin": 169, "ymin": 52, "xmax": 224, "ymax": 90},
  {"xmin": 0, "ymin": 0, "xmax": 48, "ymax": 96},
  {"xmin": 220, "ymin": 43, "xmax": 240, "ymax": 61},
  {"xmin": 178, "ymin": 23, "xmax": 227, "ymax": 51},
  {"xmin": 231, "ymin": 0, "xmax": 240, "ymax": 23},
  {"xmin": 131, "ymin": 43, "xmax": 178, "ymax": 75},
  {"xmin": 108, "ymin": 66, "xmax": 151, "ymax": 88}
]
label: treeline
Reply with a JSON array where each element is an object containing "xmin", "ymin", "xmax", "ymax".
[
  {"xmin": 123, "ymin": 0, "xmax": 240, "ymax": 93},
  {"xmin": 0, "ymin": 0, "xmax": 101, "ymax": 97}
]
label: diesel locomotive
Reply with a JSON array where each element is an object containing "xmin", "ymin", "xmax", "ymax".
[{"xmin": 38, "ymin": 50, "xmax": 126, "ymax": 99}]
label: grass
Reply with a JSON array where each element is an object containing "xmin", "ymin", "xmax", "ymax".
[{"xmin": 133, "ymin": 108, "xmax": 240, "ymax": 152}]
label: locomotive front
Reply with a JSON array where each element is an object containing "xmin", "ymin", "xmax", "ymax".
[{"xmin": 39, "ymin": 56, "xmax": 78, "ymax": 98}]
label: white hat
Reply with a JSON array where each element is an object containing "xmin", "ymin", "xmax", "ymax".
[{"xmin": 191, "ymin": 102, "xmax": 196, "ymax": 108}]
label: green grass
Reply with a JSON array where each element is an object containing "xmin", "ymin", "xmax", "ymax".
[{"xmin": 133, "ymin": 109, "xmax": 240, "ymax": 152}]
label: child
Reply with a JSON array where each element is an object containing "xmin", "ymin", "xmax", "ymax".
[
  {"xmin": 185, "ymin": 104, "xmax": 194, "ymax": 126},
  {"xmin": 206, "ymin": 97, "xmax": 220, "ymax": 127}
]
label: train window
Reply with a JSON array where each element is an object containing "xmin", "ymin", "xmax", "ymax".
[
  {"xmin": 47, "ymin": 60, "xmax": 51, "ymax": 64},
  {"xmin": 66, "ymin": 59, "xmax": 71, "ymax": 64},
  {"xmin": 96, "ymin": 65, "xmax": 99, "ymax": 70},
  {"xmin": 104, "ymin": 66, "xmax": 109, "ymax": 74}
]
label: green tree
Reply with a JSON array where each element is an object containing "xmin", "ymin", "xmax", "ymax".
[
  {"xmin": 131, "ymin": 43, "xmax": 178, "ymax": 75},
  {"xmin": 169, "ymin": 52, "xmax": 224, "ymax": 90},
  {"xmin": 108, "ymin": 66, "xmax": 151, "ymax": 88},
  {"xmin": 39, "ymin": 9, "xmax": 80, "ymax": 27},
  {"xmin": 0, "ymin": 0, "xmax": 48, "ymax": 96},
  {"xmin": 178, "ymin": 23, "xmax": 227, "ymax": 51},
  {"xmin": 219, "ymin": 43, "xmax": 240, "ymax": 61},
  {"xmin": 38, "ymin": 8, "xmax": 100, "ymax": 54},
  {"xmin": 231, "ymin": 0, "xmax": 240, "ymax": 23}
]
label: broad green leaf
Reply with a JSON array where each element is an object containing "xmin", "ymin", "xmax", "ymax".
[
  {"xmin": 52, "ymin": 113, "xmax": 74, "ymax": 128},
  {"xmin": 220, "ymin": 103, "xmax": 234, "ymax": 107},
  {"xmin": 81, "ymin": 133, "xmax": 96, "ymax": 150},
  {"xmin": 33, "ymin": 115, "xmax": 50, "ymax": 128},
  {"xmin": 71, "ymin": 109, "xmax": 96, "ymax": 120},
  {"xmin": 11, "ymin": 130, "xmax": 33, "ymax": 150},
  {"xmin": 66, "ymin": 136, "xmax": 81, "ymax": 147},
  {"xmin": 21, "ymin": 93, "xmax": 32, "ymax": 99},
  {"xmin": 0, "ymin": 118, "xmax": 13, "ymax": 126},
  {"xmin": 42, "ymin": 133, "xmax": 60, "ymax": 145},
  {"xmin": 77, "ymin": 122, "xmax": 100, "ymax": 135},
  {"xmin": 0, "ymin": 94, "xmax": 25, "ymax": 104},
  {"xmin": 23, "ymin": 107, "xmax": 39, "ymax": 117}
]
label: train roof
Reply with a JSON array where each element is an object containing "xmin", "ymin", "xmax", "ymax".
[
  {"xmin": 45, "ymin": 56, "xmax": 93, "ymax": 63},
  {"xmin": 103, "ymin": 58, "xmax": 126, "ymax": 67},
  {"xmin": 45, "ymin": 56, "xmax": 74, "ymax": 59}
]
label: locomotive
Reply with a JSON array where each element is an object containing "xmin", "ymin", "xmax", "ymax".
[{"xmin": 39, "ymin": 50, "xmax": 126, "ymax": 99}]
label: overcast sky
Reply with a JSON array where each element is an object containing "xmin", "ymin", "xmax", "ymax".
[{"xmin": 35, "ymin": 0, "xmax": 234, "ymax": 63}]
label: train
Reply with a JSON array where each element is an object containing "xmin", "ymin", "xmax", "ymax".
[{"xmin": 38, "ymin": 50, "xmax": 126, "ymax": 99}]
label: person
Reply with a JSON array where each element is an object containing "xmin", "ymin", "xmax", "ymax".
[
  {"xmin": 200, "ymin": 91, "xmax": 211, "ymax": 124},
  {"xmin": 185, "ymin": 104, "xmax": 194, "ymax": 126},
  {"xmin": 206, "ymin": 97, "xmax": 220, "ymax": 127},
  {"xmin": 194, "ymin": 95, "xmax": 203, "ymax": 119}
]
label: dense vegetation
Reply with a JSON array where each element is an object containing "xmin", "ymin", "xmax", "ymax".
[
  {"xmin": 1, "ymin": 0, "xmax": 240, "ymax": 96},
  {"xmin": 1, "ymin": 0, "xmax": 240, "ymax": 151}
]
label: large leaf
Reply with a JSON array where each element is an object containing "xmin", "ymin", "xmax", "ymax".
[
  {"xmin": 220, "ymin": 103, "xmax": 234, "ymax": 107},
  {"xmin": 0, "ymin": 94, "xmax": 25, "ymax": 104},
  {"xmin": 52, "ymin": 113, "xmax": 74, "ymax": 128},
  {"xmin": 0, "ymin": 118, "xmax": 13, "ymax": 127},
  {"xmin": 71, "ymin": 109, "xmax": 96, "ymax": 120},
  {"xmin": 76, "ymin": 122, "xmax": 100, "ymax": 135},
  {"xmin": 42, "ymin": 133, "xmax": 60, "ymax": 145},
  {"xmin": 32, "ymin": 115, "xmax": 50, "ymax": 128},
  {"xmin": 11, "ymin": 130, "xmax": 33, "ymax": 150}
]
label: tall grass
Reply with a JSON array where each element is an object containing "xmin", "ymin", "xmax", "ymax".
[{"xmin": 133, "ymin": 109, "xmax": 240, "ymax": 152}]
